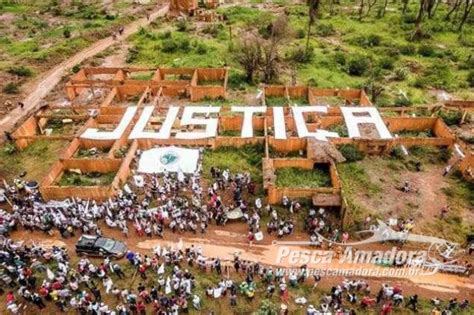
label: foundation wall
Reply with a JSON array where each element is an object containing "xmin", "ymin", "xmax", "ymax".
[
  {"xmin": 12, "ymin": 116, "xmax": 38, "ymax": 149},
  {"xmin": 13, "ymin": 67, "xmax": 472, "ymax": 201},
  {"xmin": 385, "ymin": 117, "xmax": 436, "ymax": 132},
  {"xmin": 272, "ymin": 158, "xmax": 314, "ymax": 170},
  {"xmin": 265, "ymin": 159, "xmax": 341, "ymax": 204},
  {"xmin": 189, "ymin": 86, "xmax": 226, "ymax": 101},
  {"xmin": 214, "ymin": 137, "xmax": 264, "ymax": 148},
  {"xmin": 40, "ymin": 185, "xmax": 115, "ymax": 201}
]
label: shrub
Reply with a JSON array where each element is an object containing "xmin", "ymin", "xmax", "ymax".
[
  {"xmin": 334, "ymin": 52, "xmax": 346, "ymax": 66},
  {"xmin": 227, "ymin": 72, "xmax": 247, "ymax": 89},
  {"xmin": 126, "ymin": 47, "xmax": 139, "ymax": 63},
  {"xmin": 137, "ymin": 27, "xmax": 147, "ymax": 36},
  {"xmin": 394, "ymin": 95, "xmax": 412, "ymax": 106},
  {"xmin": 63, "ymin": 29, "xmax": 71, "ymax": 38},
  {"xmin": 399, "ymin": 44, "xmax": 416, "ymax": 55},
  {"xmin": 458, "ymin": 56, "xmax": 474, "ymax": 70},
  {"xmin": 468, "ymin": 70, "xmax": 474, "ymax": 87},
  {"xmin": 418, "ymin": 44, "xmax": 435, "ymax": 57},
  {"xmin": 403, "ymin": 13, "xmax": 417, "ymax": 24},
  {"xmin": 378, "ymin": 47, "xmax": 401, "ymax": 59},
  {"xmin": 51, "ymin": 6, "xmax": 62, "ymax": 16},
  {"xmin": 328, "ymin": 124, "xmax": 349, "ymax": 137},
  {"xmin": 347, "ymin": 55, "xmax": 370, "ymax": 76},
  {"xmin": 423, "ymin": 63, "xmax": 453, "ymax": 89},
  {"xmin": 290, "ymin": 46, "xmax": 314, "ymax": 63},
  {"xmin": 296, "ymin": 28, "xmax": 305, "ymax": 39},
  {"xmin": 352, "ymin": 34, "xmax": 382, "ymax": 47},
  {"xmin": 8, "ymin": 66, "xmax": 32, "ymax": 77},
  {"xmin": 177, "ymin": 37, "xmax": 191, "ymax": 52},
  {"xmin": 439, "ymin": 148, "xmax": 452, "ymax": 163},
  {"xmin": 71, "ymin": 64, "xmax": 81, "ymax": 73},
  {"xmin": 3, "ymin": 143, "xmax": 16, "ymax": 155},
  {"xmin": 202, "ymin": 23, "xmax": 224, "ymax": 38},
  {"xmin": 176, "ymin": 19, "xmax": 188, "ymax": 32},
  {"xmin": 413, "ymin": 76, "xmax": 428, "ymax": 88},
  {"xmin": 394, "ymin": 67, "xmax": 408, "ymax": 81},
  {"xmin": 196, "ymin": 43, "xmax": 208, "ymax": 54},
  {"xmin": 378, "ymin": 57, "xmax": 395, "ymax": 70},
  {"xmin": 390, "ymin": 146, "xmax": 406, "ymax": 160},
  {"xmin": 158, "ymin": 30, "xmax": 172, "ymax": 39},
  {"xmin": 307, "ymin": 78, "xmax": 318, "ymax": 86},
  {"xmin": 317, "ymin": 23, "xmax": 335, "ymax": 37},
  {"xmin": 367, "ymin": 34, "xmax": 382, "ymax": 46},
  {"xmin": 438, "ymin": 111, "xmax": 462, "ymax": 126},
  {"xmin": 161, "ymin": 39, "xmax": 178, "ymax": 53},
  {"xmin": 339, "ymin": 144, "xmax": 365, "ymax": 162},
  {"xmin": 3, "ymin": 82, "xmax": 19, "ymax": 94}
]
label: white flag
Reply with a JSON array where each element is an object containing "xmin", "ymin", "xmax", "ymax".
[
  {"xmin": 165, "ymin": 276, "xmax": 172, "ymax": 294},
  {"xmin": 157, "ymin": 264, "xmax": 165, "ymax": 275},
  {"xmin": 46, "ymin": 267, "xmax": 55, "ymax": 280}
]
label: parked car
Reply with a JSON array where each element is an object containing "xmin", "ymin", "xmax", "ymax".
[{"xmin": 75, "ymin": 235, "xmax": 127, "ymax": 259}]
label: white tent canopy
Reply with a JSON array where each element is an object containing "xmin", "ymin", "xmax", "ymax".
[{"xmin": 137, "ymin": 146, "xmax": 200, "ymax": 174}]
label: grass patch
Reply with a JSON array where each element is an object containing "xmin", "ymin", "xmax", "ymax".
[
  {"xmin": 328, "ymin": 123, "xmax": 349, "ymax": 137},
  {"xmin": 75, "ymin": 147, "xmax": 110, "ymax": 159},
  {"xmin": 422, "ymin": 172, "xmax": 472, "ymax": 243},
  {"xmin": 0, "ymin": 140, "xmax": 68, "ymax": 181},
  {"xmin": 396, "ymin": 129, "xmax": 434, "ymax": 137},
  {"xmin": 337, "ymin": 162, "xmax": 383, "ymax": 230},
  {"xmin": 57, "ymin": 171, "xmax": 116, "ymax": 187},
  {"xmin": 409, "ymin": 146, "xmax": 451, "ymax": 164},
  {"xmin": 202, "ymin": 144, "xmax": 264, "ymax": 181},
  {"xmin": 44, "ymin": 118, "xmax": 82, "ymax": 135},
  {"xmin": 275, "ymin": 167, "xmax": 332, "ymax": 188},
  {"xmin": 265, "ymin": 96, "xmax": 288, "ymax": 106},
  {"xmin": 338, "ymin": 144, "xmax": 365, "ymax": 162},
  {"xmin": 337, "ymin": 162, "xmax": 382, "ymax": 196}
]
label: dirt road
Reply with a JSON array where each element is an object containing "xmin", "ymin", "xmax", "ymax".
[
  {"xmin": 10, "ymin": 222, "xmax": 474, "ymax": 300},
  {"xmin": 0, "ymin": 3, "xmax": 169, "ymax": 139}
]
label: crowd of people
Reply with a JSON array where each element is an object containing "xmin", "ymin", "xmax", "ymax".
[
  {"xmin": 1, "ymin": 237, "xmax": 211, "ymax": 314},
  {"xmin": 0, "ymin": 163, "xmax": 472, "ymax": 314},
  {"xmin": 1, "ymin": 164, "xmax": 321, "ymax": 247},
  {"xmin": 1, "ymin": 235, "xmax": 471, "ymax": 314},
  {"xmin": 0, "ymin": 166, "xmax": 261, "ymax": 240}
]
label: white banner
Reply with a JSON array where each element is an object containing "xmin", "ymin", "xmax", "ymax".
[{"xmin": 137, "ymin": 146, "xmax": 200, "ymax": 174}]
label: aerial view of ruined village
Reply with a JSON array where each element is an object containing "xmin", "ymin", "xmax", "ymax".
[{"xmin": 0, "ymin": 0, "xmax": 472, "ymax": 314}]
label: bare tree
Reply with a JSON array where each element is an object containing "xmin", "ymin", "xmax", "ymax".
[
  {"xmin": 365, "ymin": 0, "xmax": 379, "ymax": 16},
  {"xmin": 365, "ymin": 68, "xmax": 385, "ymax": 103},
  {"xmin": 235, "ymin": 34, "xmax": 262, "ymax": 83},
  {"xmin": 261, "ymin": 14, "xmax": 290, "ymax": 83},
  {"xmin": 412, "ymin": 0, "xmax": 428, "ymax": 40},
  {"xmin": 359, "ymin": 0, "xmax": 365, "ymax": 20},
  {"xmin": 458, "ymin": 0, "xmax": 473, "ymax": 31},
  {"xmin": 381, "ymin": 0, "xmax": 389, "ymax": 17},
  {"xmin": 445, "ymin": 0, "xmax": 462, "ymax": 20},
  {"xmin": 306, "ymin": 0, "xmax": 320, "ymax": 56},
  {"xmin": 426, "ymin": 0, "xmax": 441, "ymax": 18}
]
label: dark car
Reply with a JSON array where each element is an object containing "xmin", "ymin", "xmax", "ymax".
[{"xmin": 75, "ymin": 235, "xmax": 127, "ymax": 259}]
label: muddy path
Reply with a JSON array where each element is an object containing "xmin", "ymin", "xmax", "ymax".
[{"xmin": 0, "ymin": 3, "xmax": 169, "ymax": 140}]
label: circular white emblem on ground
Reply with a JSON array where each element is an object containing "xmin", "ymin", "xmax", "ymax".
[{"xmin": 160, "ymin": 151, "xmax": 179, "ymax": 165}]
